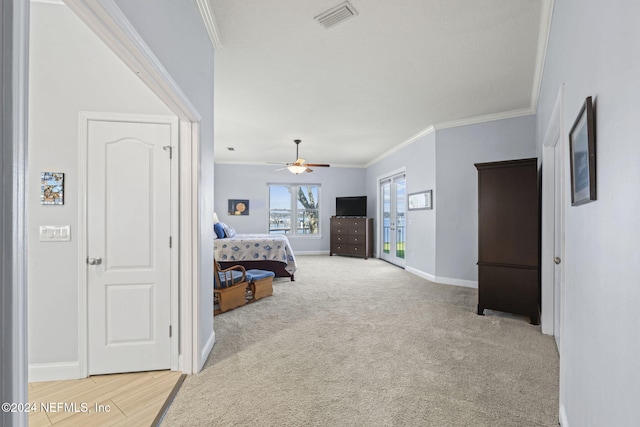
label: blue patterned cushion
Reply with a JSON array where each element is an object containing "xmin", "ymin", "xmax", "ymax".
[
  {"xmin": 214, "ymin": 223, "xmax": 225, "ymax": 239},
  {"xmin": 216, "ymin": 270, "xmax": 245, "ymax": 289},
  {"xmin": 221, "ymin": 223, "xmax": 236, "ymax": 238}
]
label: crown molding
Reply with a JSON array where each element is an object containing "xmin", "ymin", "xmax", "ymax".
[
  {"xmin": 433, "ymin": 108, "xmax": 535, "ymax": 131},
  {"xmin": 195, "ymin": 0, "xmax": 221, "ymax": 50},
  {"xmin": 531, "ymin": 0, "xmax": 555, "ymax": 113},
  {"xmin": 31, "ymin": 0, "xmax": 65, "ymax": 4},
  {"xmin": 366, "ymin": 126, "xmax": 435, "ymax": 167}
]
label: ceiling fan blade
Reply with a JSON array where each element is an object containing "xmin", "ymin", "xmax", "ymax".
[
  {"xmin": 305, "ymin": 167, "xmax": 313, "ymax": 173},
  {"xmin": 305, "ymin": 163, "xmax": 330, "ymax": 167},
  {"xmin": 295, "ymin": 158, "xmax": 306, "ymax": 165},
  {"xmin": 275, "ymin": 167, "xmax": 288, "ymax": 171}
]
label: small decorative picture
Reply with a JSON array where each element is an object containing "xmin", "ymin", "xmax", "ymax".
[
  {"xmin": 228, "ymin": 199, "xmax": 249, "ymax": 215},
  {"xmin": 569, "ymin": 96, "xmax": 596, "ymax": 206},
  {"xmin": 408, "ymin": 190, "xmax": 433, "ymax": 210},
  {"xmin": 41, "ymin": 172, "xmax": 64, "ymax": 205}
]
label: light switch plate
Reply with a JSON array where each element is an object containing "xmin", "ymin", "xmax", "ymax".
[{"xmin": 39, "ymin": 225, "xmax": 71, "ymax": 242}]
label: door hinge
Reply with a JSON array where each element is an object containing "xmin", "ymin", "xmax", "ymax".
[
  {"xmin": 169, "ymin": 236, "xmax": 172, "ymax": 248},
  {"xmin": 163, "ymin": 145, "xmax": 173, "ymax": 159},
  {"xmin": 169, "ymin": 325, "xmax": 172, "ymax": 337}
]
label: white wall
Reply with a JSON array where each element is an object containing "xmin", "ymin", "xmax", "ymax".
[
  {"xmin": 214, "ymin": 164, "xmax": 367, "ymax": 253},
  {"xmin": 435, "ymin": 115, "xmax": 536, "ymax": 284},
  {"xmin": 28, "ymin": 2, "xmax": 174, "ymax": 380},
  {"xmin": 536, "ymin": 0, "xmax": 640, "ymax": 425},
  {"xmin": 113, "ymin": 0, "xmax": 216, "ymax": 366}
]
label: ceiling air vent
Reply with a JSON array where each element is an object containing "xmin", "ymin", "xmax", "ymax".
[{"xmin": 314, "ymin": 1, "xmax": 358, "ymax": 29}]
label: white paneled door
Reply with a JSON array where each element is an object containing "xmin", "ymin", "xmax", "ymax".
[{"xmin": 86, "ymin": 116, "xmax": 175, "ymax": 375}]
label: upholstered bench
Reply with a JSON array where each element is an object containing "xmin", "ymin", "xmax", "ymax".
[{"xmin": 246, "ymin": 269, "xmax": 275, "ymax": 301}]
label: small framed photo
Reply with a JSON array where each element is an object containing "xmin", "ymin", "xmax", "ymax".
[
  {"xmin": 41, "ymin": 172, "xmax": 64, "ymax": 205},
  {"xmin": 228, "ymin": 199, "xmax": 249, "ymax": 215},
  {"xmin": 408, "ymin": 190, "xmax": 432, "ymax": 210},
  {"xmin": 569, "ymin": 96, "xmax": 596, "ymax": 206}
]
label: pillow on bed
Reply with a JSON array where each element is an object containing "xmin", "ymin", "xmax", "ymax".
[
  {"xmin": 221, "ymin": 223, "xmax": 236, "ymax": 238},
  {"xmin": 214, "ymin": 223, "xmax": 225, "ymax": 239}
]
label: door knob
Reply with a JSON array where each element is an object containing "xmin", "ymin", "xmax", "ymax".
[
  {"xmin": 554, "ymin": 257, "xmax": 561, "ymax": 265},
  {"xmin": 88, "ymin": 257, "xmax": 103, "ymax": 265}
]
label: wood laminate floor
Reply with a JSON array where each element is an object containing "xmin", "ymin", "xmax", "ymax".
[{"xmin": 28, "ymin": 370, "xmax": 184, "ymax": 427}]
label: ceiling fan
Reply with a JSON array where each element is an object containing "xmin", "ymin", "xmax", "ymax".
[{"xmin": 273, "ymin": 139, "xmax": 331, "ymax": 174}]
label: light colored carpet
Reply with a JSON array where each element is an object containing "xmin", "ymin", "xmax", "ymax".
[{"xmin": 163, "ymin": 256, "xmax": 559, "ymax": 426}]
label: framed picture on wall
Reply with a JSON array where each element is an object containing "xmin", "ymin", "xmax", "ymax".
[
  {"xmin": 408, "ymin": 190, "xmax": 432, "ymax": 210},
  {"xmin": 41, "ymin": 172, "xmax": 64, "ymax": 205},
  {"xmin": 569, "ymin": 96, "xmax": 596, "ymax": 206},
  {"xmin": 228, "ymin": 199, "xmax": 249, "ymax": 215}
]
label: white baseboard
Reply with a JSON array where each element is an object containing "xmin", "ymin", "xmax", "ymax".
[
  {"xmin": 405, "ymin": 266, "xmax": 478, "ymax": 289},
  {"xmin": 295, "ymin": 251, "xmax": 330, "ymax": 256},
  {"xmin": 29, "ymin": 361, "xmax": 82, "ymax": 382},
  {"xmin": 405, "ymin": 266, "xmax": 437, "ymax": 282},
  {"xmin": 434, "ymin": 275, "xmax": 478, "ymax": 289},
  {"xmin": 559, "ymin": 404, "xmax": 569, "ymax": 427},
  {"xmin": 198, "ymin": 330, "xmax": 216, "ymax": 373}
]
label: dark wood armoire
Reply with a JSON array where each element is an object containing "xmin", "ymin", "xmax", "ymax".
[{"xmin": 475, "ymin": 158, "xmax": 540, "ymax": 325}]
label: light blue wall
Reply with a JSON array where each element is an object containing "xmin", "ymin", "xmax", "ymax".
[
  {"xmin": 536, "ymin": 0, "xmax": 640, "ymax": 425},
  {"xmin": 113, "ymin": 0, "xmax": 216, "ymax": 368},
  {"xmin": 435, "ymin": 115, "xmax": 536, "ymax": 283},
  {"xmin": 366, "ymin": 132, "xmax": 437, "ymax": 275},
  {"xmin": 214, "ymin": 164, "xmax": 366, "ymax": 253},
  {"xmin": 366, "ymin": 116, "xmax": 535, "ymax": 283}
]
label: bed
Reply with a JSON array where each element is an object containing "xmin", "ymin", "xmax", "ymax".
[{"xmin": 214, "ymin": 233, "xmax": 297, "ymax": 281}]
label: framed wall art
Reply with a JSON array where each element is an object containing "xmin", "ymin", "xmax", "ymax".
[
  {"xmin": 228, "ymin": 199, "xmax": 249, "ymax": 215},
  {"xmin": 569, "ymin": 96, "xmax": 596, "ymax": 206},
  {"xmin": 41, "ymin": 172, "xmax": 64, "ymax": 205},
  {"xmin": 408, "ymin": 190, "xmax": 432, "ymax": 210}
]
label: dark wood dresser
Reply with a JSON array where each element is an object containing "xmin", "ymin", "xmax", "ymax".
[
  {"xmin": 475, "ymin": 158, "xmax": 540, "ymax": 324},
  {"xmin": 330, "ymin": 217, "xmax": 373, "ymax": 259}
]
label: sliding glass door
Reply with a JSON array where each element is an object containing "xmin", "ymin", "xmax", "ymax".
[{"xmin": 380, "ymin": 173, "xmax": 406, "ymax": 267}]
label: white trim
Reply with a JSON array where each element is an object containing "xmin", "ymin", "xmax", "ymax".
[
  {"xmin": 296, "ymin": 251, "xmax": 330, "ymax": 256},
  {"xmin": 195, "ymin": 0, "xmax": 221, "ymax": 50},
  {"xmin": 168, "ymin": 116, "xmax": 180, "ymax": 372},
  {"xmin": 405, "ymin": 266, "xmax": 478, "ymax": 288},
  {"xmin": 433, "ymin": 276, "xmax": 478, "ymax": 289},
  {"xmin": 77, "ymin": 112, "xmax": 89, "ymax": 378},
  {"xmin": 3, "ymin": 1, "xmax": 30, "ymax": 426},
  {"xmin": 28, "ymin": 362, "xmax": 81, "ymax": 383},
  {"xmin": 405, "ymin": 266, "xmax": 436, "ymax": 283},
  {"xmin": 199, "ymin": 331, "xmax": 216, "ymax": 372},
  {"xmin": 434, "ymin": 108, "xmax": 535, "ymax": 131},
  {"xmin": 541, "ymin": 85, "xmax": 564, "ymax": 337},
  {"xmin": 31, "ymin": 0, "xmax": 65, "ymax": 5},
  {"xmin": 366, "ymin": 126, "xmax": 434, "ymax": 167},
  {"xmin": 531, "ymin": 0, "xmax": 555, "ymax": 112},
  {"xmin": 63, "ymin": 0, "xmax": 201, "ymax": 122},
  {"xmin": 559, "ymin": 404, "xmax": 569, "ymax": 427}
]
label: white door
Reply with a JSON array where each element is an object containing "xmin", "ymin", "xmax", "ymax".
[
  {"xmin": 86, "ymin": 116, "xmax": 174, "ymax": 375},
  {"xmin": 380, "ymin": 173, "xmax": 406, "ymax": 267},
  {"xmin": 553, "ymin": 139, "xmax": 564, "ymax": 348}
]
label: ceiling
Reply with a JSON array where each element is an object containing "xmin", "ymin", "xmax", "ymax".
[{"xmin": 208, "ymin": 0, "xmax": 550, "ymax": 168}]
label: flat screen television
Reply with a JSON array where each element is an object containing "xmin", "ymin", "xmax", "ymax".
[{"xmin": 336, "ymin": 196, "xmax": 367, "ymax": 217}]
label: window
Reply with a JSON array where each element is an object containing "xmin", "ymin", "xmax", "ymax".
[{"xmin": 269, "ymin": 184, "xmax": 321, "ymax": 236}]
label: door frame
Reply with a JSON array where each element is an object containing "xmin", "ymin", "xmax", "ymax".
[
  {"xmin": 65, "ymin": 0, "xmax": 205, "ymax": 374},
  {"xmin": 541, "ymin": 85, "xmax": 565, "ymax": 339},
  {"xmin": 2, "ymin": 1, "xmax": 29, "ymax": 425},
  {"xmin": 78, "ymin": 112, "xmax": 180, "ymax": 376},
  {"xmin": 377, "ymin": 167, "xmax": 407, "ymax": 267}
]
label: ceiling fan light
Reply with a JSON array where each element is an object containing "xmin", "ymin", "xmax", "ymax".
[{"xmin": 287, "ymin": 164, "xmax": 307, "ymax": 174}]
